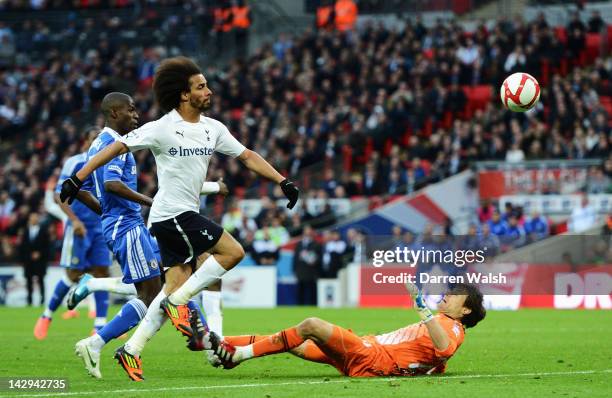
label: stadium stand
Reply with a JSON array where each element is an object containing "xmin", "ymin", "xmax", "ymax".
[{"xmin": 0, "ymin": 3, "xmax": 610, "ymax": 265}]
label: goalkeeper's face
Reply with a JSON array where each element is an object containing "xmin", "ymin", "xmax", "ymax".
[{"xmin": 438, "ymin": 294, "xmax": 470, "ymax": 320}]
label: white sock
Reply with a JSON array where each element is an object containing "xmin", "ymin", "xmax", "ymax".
[
  {"xmin": 86, "ymin": 277, "xmax": 137, "ymax": 295},
  {"xmin": 62, "ymin": 274, "xmax": 75, "ymax": 286},
  {"xmin": 88, "ymin": 295, "xmax": 96, "ymax": 313},
  {"xmin": 89, "ymin": 334, "xmax": 105, "ymax": 352},
  {"xmin": 234, "ymin": 345, "xmax": 254, "ymax": 362},
  {"xmin": 124, "ymin": 290, "xmax": 167, "ymax": 357},
  {"xmin": 94, "ymin": 317, "xmax": 107, "ymax": 328},
  {"xmin": 168, "ymin": 256, "xmax": 226, "ymax": 305},
  {"xmin": 201, "ymin": 290, "xmax": 223, "ymax": 337}
]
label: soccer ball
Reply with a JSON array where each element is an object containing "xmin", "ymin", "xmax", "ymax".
[{"xmin": 500, "ymin": 72, "xmax": 541, "ymax": 112}]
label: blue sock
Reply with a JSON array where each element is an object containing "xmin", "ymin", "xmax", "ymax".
[
  {"xmin": 97, "ymin": 299, "xmax": 147, "ymax": 343},
  {"xmin": 187, "ymin": 300, "xmax": 208, "ymax": 330},
  {"xmin": 94, "ymin": 291, "xmax": 109, "ymax": 318},
  {"xmin": 45, "ymin": 277, "xmax": 72, "ymax": 315}
]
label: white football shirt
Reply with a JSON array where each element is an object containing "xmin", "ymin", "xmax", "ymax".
[{"xmin": 119, "ymin": 109, "xmax": 246, "ymax": 223}]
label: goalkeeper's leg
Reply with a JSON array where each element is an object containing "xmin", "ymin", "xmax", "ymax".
[{"xmin": 217, "ymin": 317, "xmax": 363, "ymax": 371}]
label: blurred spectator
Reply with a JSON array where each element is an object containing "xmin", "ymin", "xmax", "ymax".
[
  {"xmin": 252, "ymin": 227, "xmax": 280, "ymax": 265},
  {"xmin": 213, "ymin": 0, "xmax": 233, "ymax": 56},
  {"xmin": 222, "ymin": 200, "xmax": 246, "ymax": 238},
  {"xmin": 504, "ymin": 215, "xmax": 526, "ymax": 248},
  {"xmin": 588, "ymin": 10, "xmax": 605, "ymax": 33},
  {"xmin": 586, "ymin": 166, "xmax": 610, "ymax": 194},
  {"xmin": 232, "ymin": 0, "xmax": 252, "ymax": 57},
  {"xmin": 477, "ymin": 199, "xmax": 495, "ymax": 223},
  {"xmin": 604, "ymin": 215, "xmax": 612, "ymax": 236},
  {"xmin": 506, "ymin": 142, "xmax": 525, "ymax": 163},
  {"xmin": 311, "ymin": 203, "xmax": 337, "ymax": 229},
  {"xmin": 18, "ymin": 212, "xmax": 50, "ymax": 306},
  {"xmin": 459, "ymin": 223, "xmax": 480, "ymax": 251},
  {"xmin": 242, "ymin": 229, "xmax": 256, "ymax": 257},
  {"xmin": 316, "ymin": 0, "xmax": 335, "ymax": 31},
  {"xmin": 524, "ymin": 211, "xmax": 549, "ymax": 242},
  {"xmin": 345, "ymin": 228, "xmax": 365, "ymax": 265},
  {"xmin": 398, "ymin": 231, "xmax": 415, "ymax": 250},
  {"xmin": 334, "ymin": 0, "xmax": 358, "ymax": 32},
  {"xmin": 267, "ymin": 217, "xmax": 290, "ymax": 246},
  {"xmin": 287, "ymin": 213, "xmax": 304, "ymax": 237},
  {"xmin": 487, "ymin": 211, "xmax": 509, "ymax": 237},
  {"xmin": 478, "ymin": 223, "xmax": 500, "ymax": 257},
  {"xmin": 293, "ymin": 225, "xmax": 322, "ymax": 305},
  {"xmin": 568, "ymin": 195, "xmax": 597, "ymax": 232},
  {"xmin": 386, "ymin": 225, "xmax": 404, "ymax": 249},
  {"xmin": 321, "ymin": 230, "xmax": 347, "ymax": 278}
]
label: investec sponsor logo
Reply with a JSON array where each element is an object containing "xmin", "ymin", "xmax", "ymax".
[{"xmin": 168, "ymin": 146, "xmax": 214, "ymax": 157}]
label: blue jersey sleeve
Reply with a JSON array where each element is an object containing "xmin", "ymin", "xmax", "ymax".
[
  {"xmin": 81, "ymin": 174, "xmax": 95, "ymax": 192},
  {"xmin": 104, "ymin": 154, "xmax": 127, "ymax": 182}
]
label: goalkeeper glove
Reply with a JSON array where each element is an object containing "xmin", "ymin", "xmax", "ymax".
[
  {"xmin": 405, "ymin": 282, "xmax": 434, "ymax": 323},
  {"xmin": 59, "ymin": 174, "xmax": 83, "ymax": 204},
  {"xmin": 280, "ymin": 179, "xmax": 299, "ymax": 209}
]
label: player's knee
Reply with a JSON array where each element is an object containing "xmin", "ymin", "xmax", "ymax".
[
  {"xmin": 139, "ymin": 289, "xmax": 159, "ymax": 307},
  {"xmin": 298, "ymin": 317, "xmax": 322, "ymax": 337},
  {"xmin": 232, "ymin": 244, "xmax": 245, "ymax": 264},
  {"xmin": 66, "ymin": 269, "xmax": 82, "ymax": 283},
  {"xmin": 91, "ymin": 267, "xmax": 109, "ymax": 278},
  {"xmin": 136, "ymin": 279, "xmax": 162, "ymax": 306}
]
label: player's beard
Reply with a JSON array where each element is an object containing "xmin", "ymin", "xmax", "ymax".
[{"xmin": 191, "ymin": 97, "xmax": 211, "ymax": 112}]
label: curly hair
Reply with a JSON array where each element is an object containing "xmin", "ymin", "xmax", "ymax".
[{"xmin": 153, "ymin": 56, "xmax": 202, "ymax": 113}]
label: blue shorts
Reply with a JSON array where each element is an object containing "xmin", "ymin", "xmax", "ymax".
[
  {"xmin": 60, "ymin": 224, "xmax": 111, "ymax": 270},
  {"xmin": 112, "ymin": 224, "xmax": 161, "ymax": 284}
]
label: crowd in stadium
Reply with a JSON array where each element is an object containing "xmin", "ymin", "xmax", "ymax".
[{"xmin": 0, "ymin": 3, "xmax": 611, "ymax": 267}]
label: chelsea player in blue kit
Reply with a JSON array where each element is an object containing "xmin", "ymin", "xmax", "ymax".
[
  {"xmin": 70, "ymin": 93, "xmax": 209, "ymax": 380},
  {"xmin": 34, "ymin": 128, "xmax": 112, "ymax": 340}
]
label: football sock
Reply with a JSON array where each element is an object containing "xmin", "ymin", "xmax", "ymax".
[
  {"xmin": 224, "ymin": 335, "xmax": 267, "ymax": 346},
  {"xmin": 124, "ymin": 290, "xmax": 167, "ymax": 357},
  {"xmin": 87, "ymin": 277, "xmax": 137, "ymax": 295},
  {"xmin": 168, "ymin": 255, "xmax": 226, "ymax": 305},
  {"xmin": 201, "ymin": 290, "xmax": 223, "ymax": 336},
  {"xmin": 45, "ymin": 275, "xmax": 73, "ymax": 316},
  {"xmin": 235, "ymin": 327, "xmax": 304, "ymax": 362},
  {"xmin": 94, "ymin": 291, "xmax": 109, "ymax": 319},
  {"xmin": 97, "ymin": 298, "xmax": 147, "ymax": 346},
  {"xmin": 94, "ymin": 317, "xmax": 107, "ymax": 333}
]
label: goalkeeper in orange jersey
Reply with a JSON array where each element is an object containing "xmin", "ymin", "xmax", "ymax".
[{"xmin": 209, "ymin": 283, "xmax": 486, "ymax": 376}]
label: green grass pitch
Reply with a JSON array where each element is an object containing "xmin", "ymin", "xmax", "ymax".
[{"xmin": 0, "ymin": 306, "xmax": 610, "ymax": 397}]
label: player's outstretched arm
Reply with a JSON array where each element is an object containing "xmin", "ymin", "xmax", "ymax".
[
  {"xmin": 60, "ymin": 141, "xmax": 129, "ymax": 204},
  {"xmin": 406, "ymin": 282, "xmax": 450, "ymax": 351},
  {"xmin": 75, "ymin": 190, "xmax": 102, "ymax": 215},
  {"xmin": 104, "ymin": 180, "xmax": 153, "ymax": 207},
  {"xmin": 237, "ymin": 149, "xmax": 299, "ymax": 209}
]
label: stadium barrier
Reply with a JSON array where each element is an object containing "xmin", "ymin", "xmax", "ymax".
[{"xmin": 0, "ymin": 264, "xmax": 277, "ymax": 308}]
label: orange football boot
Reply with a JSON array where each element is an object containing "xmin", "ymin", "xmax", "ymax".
[
  {"xmin": 33, "ymin": 317, "xmax": 52, "ymax": 340},
  {"xmin": 114, "ymin": 346, "xmax": 144, "ymax": 381}
]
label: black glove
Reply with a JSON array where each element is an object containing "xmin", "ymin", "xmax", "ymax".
[
  {"xmin": 280, "ymin": 179, "xmax": 299, "ymax": 209},
  {"xmin": 59, "ymin": 174, "xmax": 83, "ymax": 204}
]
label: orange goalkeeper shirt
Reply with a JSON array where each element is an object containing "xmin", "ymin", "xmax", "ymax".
[{"xmin": 363, "ymin": 314, "xmax": 465, "ymax": 376}]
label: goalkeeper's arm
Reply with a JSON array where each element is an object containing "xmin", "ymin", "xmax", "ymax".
[{"xmin": 406, "ymin": 282, "xmax": 450, "ymax": 352}]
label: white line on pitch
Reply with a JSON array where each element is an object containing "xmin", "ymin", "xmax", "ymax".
[{"xmin": 1, "ymin": 369, "xmax": 610, "ymax": 398}]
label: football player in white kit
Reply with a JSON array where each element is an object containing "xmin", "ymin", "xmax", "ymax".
[{"xmin": 60, "ymin": 56, "xmax": 299, "ymax": 380}]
